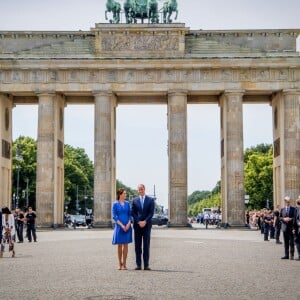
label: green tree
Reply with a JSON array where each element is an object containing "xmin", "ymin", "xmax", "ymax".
[
  {"xmin": 188, "ymin": 193, "xmax": 221, "ymax": 216},
  {"xmin": 64, "ymin": 145, "xmax": 94, "ymax": 214},
  {"xmin": 244, "ymin": 145, "xmax": 273, "ymax": 209},
  {"xmin": 12, "ymin": 136, "xmax": 37, "ymax": 209},
  {"xmin": 188, "ymin": 190, "xmax": 211, "ymax": 205},
  {"xmin": 116, "ymin": 180, "xmax": 137, "ymax": 202}
]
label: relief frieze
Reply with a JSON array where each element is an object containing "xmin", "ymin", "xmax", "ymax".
[
  {"xmin": 101, "ymin": 34, "xmax": 179, "ymax": 52},
  {"xmin": 162, "ymin": 70, "xmax": 177, "ymax": 82},
  {"xmin": 256, "ymin": 69, "xmax": 270, "ymax": 81},
  {"xmin": 30, "ymin": 70, "xmax": 45, "ymax": 82},
  {"xmin": 200, "ymin": 69, "xmax": 213, "ymax": 81}
]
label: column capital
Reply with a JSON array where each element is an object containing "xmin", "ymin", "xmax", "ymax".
[
  {"xmin": 0, "ymin": 93, "xmax": 13, "ymax": 100},
  {"xmin": 223, "ymin": 90, "xmax": 245, "ymax": 96},
  {"xmin": 36, "ymin": 91, "xmax": 56, "ymax": 97},
  {"xmin": 168, "ymin": 89, "xmax": 188, "ymax": 96},
  {"xmin": 93, "ymin": 90, "xmax": 113, "ymax": 97},
  {"xmin": 282, "ymin": 89, "xmax": 300, "ymax": 96}
]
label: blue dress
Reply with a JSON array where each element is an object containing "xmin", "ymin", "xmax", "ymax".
[{"xmin": 112, "ymin": 200, "xmax": 133, "ymax": 245}]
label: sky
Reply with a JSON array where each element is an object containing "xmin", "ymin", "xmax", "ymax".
[{"xmin": 1, "ymin": 0, "xmax": 300, "ymax": 209}]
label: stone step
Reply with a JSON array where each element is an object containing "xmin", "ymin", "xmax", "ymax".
[
  {"xmin": 16, "ymin": 37, "xmax": 95, "ymax": 56},
  {"xmin": 185, "ymin": 37, "xmax": 259, "ymax": 54}
]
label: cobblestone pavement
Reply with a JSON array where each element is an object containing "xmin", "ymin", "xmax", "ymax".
[{"xmin": 0, "ymin": 226, "xmax": 299, "ymax": 300}]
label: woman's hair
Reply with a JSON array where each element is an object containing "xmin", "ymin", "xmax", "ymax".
[
  {"xmin": 1, "ymin": 207, "xmax": 11, "ymax": 214},
  {"xmin": 117, "ymin": 188, "xmax": 126, "ymax": 200}
]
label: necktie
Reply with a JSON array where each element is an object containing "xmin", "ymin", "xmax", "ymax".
[
  {"xmin": 140, "ymin": 197, "xmax": 144, "ymax": 209},
  {"xmin": 286, "ymin": 207, "xmax": 289, "ymax": 216}
]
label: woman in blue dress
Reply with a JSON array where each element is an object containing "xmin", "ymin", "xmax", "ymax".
[{"xmin": 112, "ymin": 188, "xmax": 132, "ymax": 270}]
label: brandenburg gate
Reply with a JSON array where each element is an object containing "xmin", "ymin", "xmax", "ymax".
[{"xmin": 0, "ymin": 23, "xmax": 299, "ymax": 227}]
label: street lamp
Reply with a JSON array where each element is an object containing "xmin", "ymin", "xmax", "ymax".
[
  {"xmin": 84, "ymin": 186, "xmax": 88, "ymax": 216},
  {"xmin": 15, "ymin": 144, "xmax": 23, "ymax": 209},
  {"xmin": 25, "ymin": 178, "xmax": 29, "ymax": 208}
]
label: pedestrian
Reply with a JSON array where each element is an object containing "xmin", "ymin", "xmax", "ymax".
[
  {"xmin": 25, "ymin": 207, "xmax": 37, "ymax": 242},
  {"xmin": 280, "ymin": 196, "xmax": 296, "ymax": 260},
  {"xmin": 293, "ymin": 196, "xmax": 300, "ymax": 261},
  {"xmin": 131, "ymin": 184, "xmax": 155, "ymax": 270},
  {"xmin": 269, "ymin": 210, "xmax": 275, "ymax": 239},
  {"xmin": 112, "ymin": 188, "xmax": 132, "ymax": 270},
  {"xmin": 263, "ymin": 210, "xmax": 272, "ymax": 241},
  {"xmin": 273, "ymin": 204, "xmax": 282, "ymax": 244},
  {"xmin": 0, "ymin": 209, "xmax": 2, "ymax": 247},
  {"xmin": 1, "ymin": 207, "xmax": 16, "ymax": 258},
  {"xmin": 15, "ymin": 208, "xmax": 25, "ymax": 243}
]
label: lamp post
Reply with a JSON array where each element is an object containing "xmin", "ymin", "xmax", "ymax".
[
  {"xmin": 84, "ymin": 186, "xmax": 88, "ymax": 216},
  {"xmin": 12, "ymin": 193, "xmax": 16, "ymax": 210},
  {"xmin": 25, "ymin": 178, "xmax": 29, "ymax": 208},
  {"xmin": 15, "ymin": 144, "xmax": 23, "ymax": 209},
  {"xmin": 76, "ymin": 185, "xmax": 79, "ymax": 214}
]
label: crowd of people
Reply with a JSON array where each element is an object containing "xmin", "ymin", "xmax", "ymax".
[
  {"xmin": 246, "ymin": 195, "xmax": 300, "ymax": 261},
  {"xmin": 0, "ymin": 206, "xmax": 37, "ymax": 258},
  {"xmin": 196, "ymin": 211, "xmax": 222, "ymax": 227}
]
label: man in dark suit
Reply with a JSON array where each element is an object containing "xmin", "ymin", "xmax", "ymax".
[
  {"xmin": 131, "ymin": 184, "xmax": 155, "ymax": 270},
  {"xmin": 294, "ymin": 196, "xmax": 300, "ymax": 261},
  {"xmin": 280, "ymin": 196, "xmax": 296, "ymax": 260}
]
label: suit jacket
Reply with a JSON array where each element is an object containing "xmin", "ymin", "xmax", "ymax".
[
  {"xmin": 280, "ymin": 206, "xmax": 296, "ymax": 232},
  {"xmin": 131, "ymin": 195, "xmax": 155, "ymax": 229},
  {"xmin": 294, "ymin": 207, "xmax": 300, "ymax": 233}
]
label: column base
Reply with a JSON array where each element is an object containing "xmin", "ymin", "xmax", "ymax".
[
  {"xmin": 167, "ymin": 222, "xmax": 192, "ymax": 228},
  {"xmin": 93, "ymin": 221, "xmax": 113, "ymax": 228},
  {"xmin": 220, "ymin": 223, "xmax": 250, "ymax": 229},
  {"xmin": 36, "ymin": 223, "xmax": 65, "ymax": 229}
]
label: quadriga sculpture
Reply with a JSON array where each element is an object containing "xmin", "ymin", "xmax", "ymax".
[
  {"xmin": 162, "ymin": 0, "xmax": 178, "ymax": 23},
  {"xmin": 148, "ymin": 0, "xmax": 159, "ymax": 24},
  {"xmin": 123, "ymin": 0, "xmax": 159, "ymax": 24},
  {"xmin": 124, "ymin": 0, "xmax": 135, "ymax": 23},
  {"xmin": 105, "ymin": 0, "xmax": 121, "ymax": 24}
]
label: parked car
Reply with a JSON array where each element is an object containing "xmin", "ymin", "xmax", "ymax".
[
  {"xmin": 152, "ymin": 214, "xmax": 169, "ymax": 226},
  {"xmin": 69, "ymin": 214, "xmax": 86, "ymax": 227}
]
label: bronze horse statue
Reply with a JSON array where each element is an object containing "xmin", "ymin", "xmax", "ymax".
[
  {"xmin": 105, "ymin": 0, "xmax": 121, "ymax": 24},
  {"xmin": 124, "ymin": 0, "xmax": 159, "ymax": 24},
  {"xmin": 162, "ymin": 0, "xmax": 178, "ymax": 23},
  {"xmin": 148, "ymin": 0, "xmax": 159, "ymax": 24}
]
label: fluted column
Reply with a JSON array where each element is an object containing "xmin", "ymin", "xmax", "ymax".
[
  {"xmin": 94, "ymin": 91, "xmax": 116, "ymax": 227},
  {"xmin": 168, "ymin": 90, "xmax": 188, "ymax": 227},
  {"xmin": 220, "ymin": 90, "xmax": 245, "ymax": 226},
  {"xmin": 0, "ymin": 94, "xmax": 13, "ymax": 209},
  {"xmin": 36, "ymin": 93, "xmax": 65, "ymax": 227},
  {"xmin": 272, "ymin": 90, "xmax": 300, "ymax": 206}
]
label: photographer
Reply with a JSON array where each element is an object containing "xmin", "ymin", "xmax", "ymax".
[
  {"xmin": 273, "ymin": 205, "xmax": 282, "ymax": 244},
  {"xmin": 25, "ymin": 207, "xmax": 37, "ymax": 243},
  {"xmin": 15, "ymin": 208, "xmax": 25, "ymax": 243}
]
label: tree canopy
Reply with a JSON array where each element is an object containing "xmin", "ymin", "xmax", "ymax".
[{"xmin": 244, "ymin": 144, "xmax": 273, "ymax": 209}]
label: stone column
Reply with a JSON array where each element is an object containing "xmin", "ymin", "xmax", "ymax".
[
  {"xmin": 94, "ymin": 91, "xmax": 116, "ymax": 227},
  {"xmin": 36, "ymin": 93, "xmax": 65, "ymax": 227},
  {"xmin": 0, "ymin": 94, "xmax": 12, "ymax": 209},
  {"xmin": 220, "ymin": 90, "xmax": 245, "ymax": 226},
  {"xmin": 168, "ymin": 90, "xmax": 188, "ymax": 227},
  {"xmin": 272, "ymin": 90, "xmax": 300, "ymax": 206}
]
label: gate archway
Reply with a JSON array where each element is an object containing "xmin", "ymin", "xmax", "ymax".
[{"xmin": 0, "ymin": 24, "xmax": 299, "ymax": 227}]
